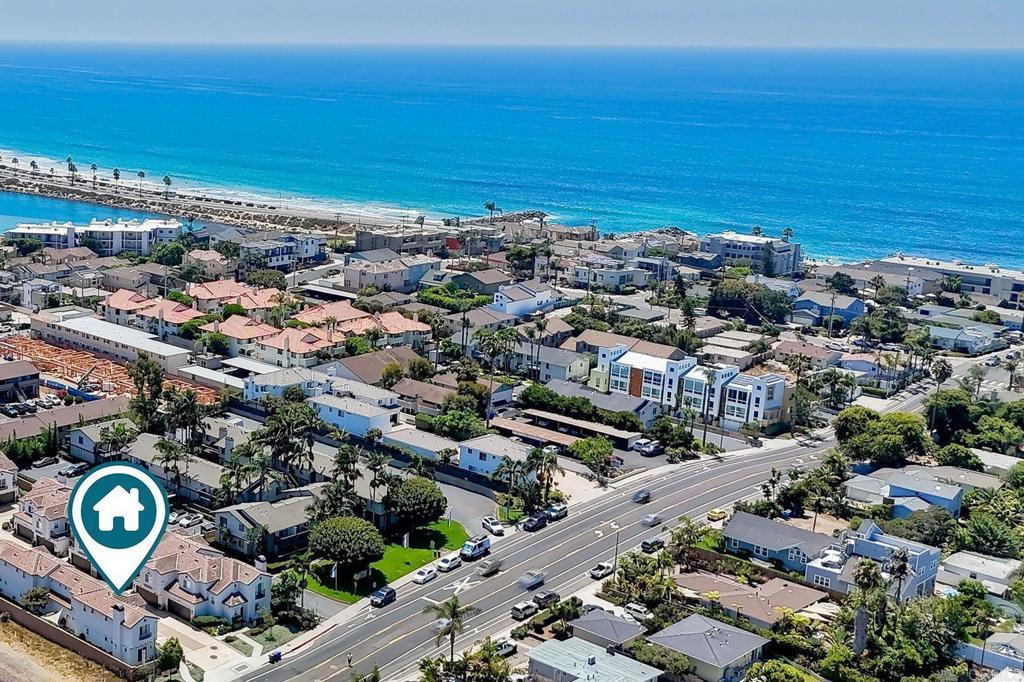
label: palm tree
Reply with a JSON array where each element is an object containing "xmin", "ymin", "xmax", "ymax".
[
  {"xmin": 407, "ymin": 454, "xmax": 436, "ymax": 480},
  {"xmin": 785, "ymin": 353, "xmax": 811, "ymax": 385},
  {"xmin": 97, "ymin": 421, "xmax": 137, "ymax": 461},
  {"xmin": 137, "ymin": 170, "xmax": 146, "ymax": 195},
  {"xmin": 1005, "ymin": 359, "xmax": 1020, "ymax": 391},
  {"xmin": 236, "ymin": 440, "xmax": 280, "ymax": 502},
  {"xmin": 30, "ymin": 160, "xmax": 38, "ymax": 173},
  {"xmin": 90, "ymin": 163, "xmax": 98, "ymax": 188},
  {"xmin": 781, "ymin": 227, "xmax": 794, "ymax": 242},
  {"xmin": 154, "ymin": 438, "xmax": 192, "ymax": 497},
  {"xmin": 163, "ymin": 175, "xmax": 172, "ymax": 199},
  {"xmin": 484, "ymin": 201, "xmax": 497, "ymax": 223},
  {"xmin": 243, "ymin": 524, "xmax": 267, "ymax": 557},
  {"xmin": 366, "ymin": 451, "xmax": 390, "ymax": 503},
  {"xmin": 423, "ymin": 596, "xmax": 479, "ymax": 662},
  {"xmin": 493, "ymin": 457, "xmax": 528, "ymax": 519},
  {"xmin": 65, "ymin": 156, "xmax": 75, "ymax": 183},
  {"xmin": 526, "ymin": 447, "xmax": 562, "ymax": 502},
  {"xmin": 701, "ymin": 367, "xmax": 719, "ymax": 444},
  {"xmin": 287, "ymin": 550, "xmax": 313, "ymax": 608},
  {"xmin": 112, "ymin": 167, "xmax": 120, "ymax": 188},
  {"xmin": 886, "ymin": 548, "xmax": 911, "ymax": 603},
  {"xmin": 930, "ymin": 357, "xmax": 953, "ymax": 393}
]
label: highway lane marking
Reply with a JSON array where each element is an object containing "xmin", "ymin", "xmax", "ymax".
[
  {"xmin": 316, "ymin": 460, "xmax": 812, "ymax": 681},
  {"xmin": 245, "ymin": 444, "xmax": 833, "ymax": 681},
  {"xmin": 441, "ymin": 575, "xmax": 480, "ymax": 595}
]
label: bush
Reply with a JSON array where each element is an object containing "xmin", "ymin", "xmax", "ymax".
[
  {"xmin": 192, "ymin": 615, "xmax": 231, "ymax": 634},
  {"xmin": 510, "ymin": 624, "xmax": 530, "ymax": 640}
]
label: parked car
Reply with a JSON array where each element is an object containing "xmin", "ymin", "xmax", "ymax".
[
  {"xmin": 641, "ymin": 513, "xmax": 663, "ymax": 527},
  {"xmin": 460, "ymin": 535, "xmax": 491, "ymax": 561},
  {"xmin": 494, "ymin": 639, "xmax": 517, "ymax": 657},
  {"xmin": 369, "ymin": 586, "xmax": 396, "ymax": 608},
  {"xmin": 638, "ymin": 440, "xmax": 663, "ymax": 456},
  {"xmin": 33, "ymin": 456, "xmax": 58, "ymax": 467},
  {"xmin": 168, "ymin": 510, "xmax": 182, "ymax": 525},
  {"xmin": 476, "ymin": 558, "xmax": 501, "ymax": 577},
  {"xmin": 1, "ymin": 406, "xmax": 19, "ymax": 418},
  {"xmin": 481, "ymin": 516, "xmax": 505, "ymax": 535},
  {"xmin": 707, "ymin": 508, "xmax": 729, "ymax": 522},
  {"xmin": 985, "ymin": 356, "xmax": 1001, "ymax": 367},
  {"xmin": 20, "ymin": 402, "xmax": 37, "ymax": 414},
  {"xmin": 413, "ymin": 567, "xmax": 438, "ymax": 584},
  {"xmin": 544, "ymin": 503, "xmax": 568, "ymax": 521},
  {"xmin": 511, "ymin": 601, "xmax": 538, "ymax": 620},
  {"xmin": 178, "ymin": 513, "xmax": 203, "ymax": 528},
  {"xmin": 518, "ymin": 570, "xmax": 546, "ymax": 590},
  {"xmin": 60, "ymin": 463, "xmax": 89, "ymax": 478},
  {"xmin": 633, "ymin": 489, "xmax": 651, "ymax": 504},
  {"xmin": 582, "ymin": 603, "xmax": 607, "ymax": 614},
  {"xmin": 437, "ymin": 554, "xmax": 462, "ymax": 572},
  {"xmin": 533, "ymin": 590, "xmax": 560, "ymax": 609},
  {"xmin": 641, "ymin": 537, "xmax": 665, "ymax": 553},
  {"xmin": 631, "ymin": 438, "xmax": 653, "ymax": 452},
  {"xmin": 589, "ymin": 561, "xmax": 615, "ymax": 579},
  {"xmin": 522, "ymin": 514, "xmax": 548, "ymax": 532},
  {"xmin": 33, "ymin": 399, "xmax": 51, "ymax": 410},
  {"xmin": 624, "ymin": 603, "xmax": 652, "ymax": 622}
]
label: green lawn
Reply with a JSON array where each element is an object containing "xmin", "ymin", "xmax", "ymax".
[
  {"xmin": 223, "ymin": 637, "xmax": 254, "ymax": 657},
  {"xmin": 306, "ymin": 520, "xmax": 468, "ymax": 603}
]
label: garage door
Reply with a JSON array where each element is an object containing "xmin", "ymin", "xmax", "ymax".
[{"xmin": 168, "ymin": 599, "xmax": 192, "ymax": 620}]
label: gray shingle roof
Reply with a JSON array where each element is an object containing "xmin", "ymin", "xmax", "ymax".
[
  {"xmin": 570, "ymin": 609, "xmax": 645, "ymax": 644},
  {"xmin": 648, "ymin": 614, "xmax": 768, "ymax": 667},
  {"xmin": 723, "ymin": 511, "xmax": 833, "ymax": 555}
]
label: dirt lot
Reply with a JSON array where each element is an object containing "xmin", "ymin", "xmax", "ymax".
[
  {"xmin": 0, "ymin": 621, "xmax": 118, "ymax": 682},
  {"xmin": 787, "ymin": 512, "xmax": 849, "ymax": 538}
]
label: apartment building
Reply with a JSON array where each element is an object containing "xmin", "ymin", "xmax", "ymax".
[
  {"xmin": 341, "ymin": 254, "xmax": 441, "ymax": 294},
  {"xmin": 183, "ymin": 249, "xmax": 233, "ymax": 279},
  {"xmin": 354, "ymin": 226, "xmax": 446, "ymax": 255},
  {"xmin": 458, "ymin": 434, "xmax": 532, "ymax": 476},
  {"xmin": 701, "ymin": 231, "xmax": 803, "ymax": 275},
  {"xmin": 102, "ymin": 289, "xmax": 155, "ymax": 327},
  {"xmin": 680, "ymin": 364, "xmax": 741, "ymax": 422},
  {"xmin": 135, "ymin": 298, "xmax": 206, "ymax": 338},
  {"xmin": 186, "ymin": 279, "xmax": 285, "ymax": 314},
  {"xmin": 0, "ymin": 359, "xmax": 40, "ymax": 403},
  {"xmin": 593, "ymin": 341, "xmax": 695, "ymax": 408},
  {"xmin": 215, "ymin": 484, "xmax": 325, "ymax": 559},
  {"xmin": 0, "ymin": 541, "xmax": 157, "ymax": 665},
  {"xmin": 717, "ymin": 373, "xmax": 787, "ymax": 431},
  {"xmin": 570, "ymin": 257, "xmax": 650, "ymax": 290},
  {"xmin": 309, "ymin": 394, "xmax": 400, "ymax": 438},
  {"xmin": 6, "ymin": 218, "xmax": 181, "ymax": 256},
  {"xmin": 258, "ymin": 327, "xmax": 341, "ymax": 368},
  {"xmin": 879, "ymin": 255, "xmax": 1024, "ymax": 306}
]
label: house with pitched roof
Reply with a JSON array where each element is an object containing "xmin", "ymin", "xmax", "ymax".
[
  {"xmin": 722, "ymin": 511, "xmax": 834, "ymax": 573},
  {"xmin": 258, "ymin": 327, "xmax": 341, "ymax": 368},
  {"xmin": 200, "ymin": 315, "xmax": 280, "ymax": 358},
  {"xmin": 0, "ymin": 540, "xmax": 158, "ymax": 665},
  {"xmin": 215, "ymin": 484, "xmax": 326, "ymax": 559},
  {"xmin": 133, "ymin": 531, "xmax": 271, "ymax": 625},
  {"xmin": 675, "ymin": 572, "xmax": 827, "ymax": 629},
  {"xmin": 528, "ymin": 637, "xmax": 662, "ymax": 682},
  {"xmin": 102, "ymin": 289, "xmax": 154, "ymax": 327},
  {"xmin": 790, "ymin": 291, "xmax": 867, "ymax": 327},
  {"xmin": 308, "ymin": 394, "xmax": 400, "ymax": 438},
  {"xmin": 292, "ymin": 299, "xmax": 374, "ymax": 327},
  {"xmin": 13, "ymin": 478, "xmax": 72, "ymax": 556},
  {"xmin": 135, "ymin": 298, "xmax": 206, "ymax": 338},
  {"xmin": 333, "ymin": 346, "xmax": 426, "ymax": 385},
  {"xmin": 490, "ymin": 279, "xmax": 555, "ymax": 317},
  {"xmin": 391, "ymin": 377, "xmax": 455, "ymax": 415},
  {"xmin": 568, "ymin": 609, "xmax": 646, "ymax": 649},
  {"xmin": 648, "ymin": 614, "xmax": 768, "ymax": 682},
  {"xmin": 186, "ymin": 279, "xmax": 287, "ymax": 314},
  {"xmin": 0, "ymin": 451, "xmax": 17, "ymax": 504},
  {"xmin": 183, "ymin": 249, "xmax": 233, "ymax": 279},
  {"xmin": 334, "ymin": 311, "xmax": 430, "ymax": 349}
]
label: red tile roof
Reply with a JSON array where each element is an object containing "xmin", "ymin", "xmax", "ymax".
[
  {"xmin": 105, "ymin": 289, "xmax": 154, "ymax": 312},
  {"xmin": 200, "ymin": 315, "xmax": 280, "ymax": 341},
  {"xmin": 294, "ymin": 300, "xmax": 373, "ymax": 326},
  {"xmin": 260, "ymin": 327, "xmax": 337, "ymax": 355},
  {"xmin": 138, "ymin": 299, "xmax": 205, "ymax": 325}
]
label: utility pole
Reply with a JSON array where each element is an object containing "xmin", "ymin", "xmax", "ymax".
[
  {"xmin": 827, "ymin": 289, "xmax": 837, "ymax": 339},
  {"xmin": 613, "ymin": 529, "xmax": 621, "ymax": 570}
]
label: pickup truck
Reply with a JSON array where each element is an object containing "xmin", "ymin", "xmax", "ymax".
[{"xmin": 518, "ymin": 569, "xmax": 546, "ymax": 590}]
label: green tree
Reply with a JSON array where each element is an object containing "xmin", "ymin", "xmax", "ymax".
[
  {"xmin": 384, "ymin": 476, "xmax": 447, "ymax": 529},
  {"xmin": 379, "ymin": 361, "xmax": 405, "ymax": 388},
  {"xmin": 959, "ymin": 512, "xmax": 1020, "ymax": 558},
  {"xmin": 128, "ymin": 351, "xmax": 165, "ymax": 433},
  {"xmin": 570, "ymin": 436, "xmax": 614, "ymax": 486},
  {"xmin": 834, "ymin": 406, "xmax": 880, "ymax": 443},
  {"xmin": 422, "ymin": 596, "xmax": 479, "ymax": 662},
  {"xmin": 406, "ymin": 356, "xmax": 434, "ymax": 381},
  {"xmin": 151, "ymin": 241, "xmax": 185, "ymax": 266},
  {"xmin": 744, "ymin": 660, "xmax": 806, "ymax": 682},
  {"xmin": 526, "ymin": 446, "xmax": 563, "ymax": 502},
  {"xmin": 924, "ymin": 389, "xmax": 973, "ymax": 444},
  {"xmin": 430, "ymin": 409, "xmax": 487, "ymax": 440},
  {"xmin": 244, "ymin": 268, "xmax": 287, "ymax": 290},
  {"xmin": 202, "ymin": 331, "xmax": 230, "ymax": 356},
  {"xmin": 223, "ymin": 302, "xmax": 246, "ymax": 317},
  {"xmin": 156, "ymin": 637, "xmax": 184, "ymax": 673},
  {"xmin": 309, "ymin": 517, "xmax": 386, "ymax": 589},
  {"xmin": 21, "ymin": 586, "xmax": 50, "ymax": 615},
  {"xmin": 935, "ymin": 443, "xmax": 983, "ymax": 471}
]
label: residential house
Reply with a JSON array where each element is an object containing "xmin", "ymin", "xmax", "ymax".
[
  {"xmin": 772, "ymin": 340, "xmax": 842, "ymax": 370},
  {"xmin": 514, "ymin": 344, "xmax": 590, "ymax": 382},
  {"xmin": 545, "ymin": 379, "xmax": 661, "ymax": 428},
  {"xmin": 258, "ymin": 327, "xmax": 340, "ymax": 368},
  {"xmin": 570, "ymin": 257, "xmax": 649, "ymax": 290},
  {"xmin": 745, "ymin": 274, "xmax": 802, "ymax": 298},
  {"xmin": 722, "ymin": 512, "xmax": 834, "ymax": 573},
  {"xmin": 334, "ymin": 311, "xmax": 430, "ymax": 349},
  {"xmin": 390, "ymin": 378, "xmax": 455, "ymax": 415},
  {"xmin": 815, "ymin": 263, "xmax": 940, "ymax": 297},
  {"xmin": 186, "ymin": 279, "xmax": 285, "ymax": 315},
  {"xmin": 648, "ymin": 614, "xmax": 769, "ymax": 682},
  {"xmin": 701, "ymin": 231, "xmax": 803, "ymax": 276},
  {"xmin": 928, "ymin": 324, "xmax": 1005, "ymax": 355},
  {"xmin": 345, "ymin": 248, "xmax": 401, "ymax": 264},
  {"xmin": 939, "ymin": 551, "xmax": 1022, "ymax": 597},
  {"xmin": 309, "ymin": 394, "xmax": 399, "ymax": 438},
  {"xmin": 0, "ymin": 452, "xmax": 16, "ymax": 504},
  {"xmin": 122, "ymin": 433, "xmax": 230, "ymax": 506},
  {"xmin": 242, "ymin": 366, "xmax": 334, "ymax": 403},
  {"xmin": 381, "ymin": 428, "xmax": 459, "ymax": 462},
  {"xmin": 13, "ymin": 478, "xmax": 72, "ymax": 556},
  {"xmin": 183, "ymin": 249, "xmax": 233, "ymax": 279},
  {"xmin": 490, "ymin": 279, "xmax": 555, "ymax": 317},
  {"xmin": 354, "ymin": 226, "xmax": 446, "ymax": 255},
  {"xmin": 515, "ymin": 316, "xmax": 574, "ymax": 348},
  {"xmin": 844, "ymin": 470, "xmax": 963, "ymax": 518},
  {"xmin": 332, "ymin": 347, "xmax": 426, "ymax": 385},
  {"xmin": 568, "ymin": 609, "xmax": 645, "ymax": 649},
  {"xmin": 701, "ymin": 345, "xmax": 755, "ymax": 370},
  {"xmin": 135, "ymin": 298, "xmax": 206, "ymax": 338},
  {"xmin": 0, "ymin": 540, "xmax": 157, "ymax": 665},
  {"xmin": 293, "ymin": 299, "xmax": 374, "ymax": 327},
  {"xmin": 68, "ymin": 418, "xmax": 136, "ymax": 464},
  {"xmin": 888, "ymin": 464, "xmax": 1002, "ymax": 493},
  {"xmin": 527, "ymin": 637, "xmax": 662, "ymax": 682},
  {"xmin": 675, "ymin": 573, "xmax": 826, "ymax": 629},
  {"xmin": 41, "ymin": 246, "xmax": 97, "ymax": 264},
  {"xmin": 716, "ymin": 373, "xmax": 788, "ymax": 432},
  {"xmin": 679, "ymin": 364, "xmax": 741, "ymax": 423},
  {"xmin": 420, "ymin": 269, "xmax": 513, "ymax": 294},
  {"xmin": 0, "ymin": 360, "xmax": 40, "ymax": 402},
  {"xmin": 458, "ymin": 434, "xmax": 531, "ymax": 476},
  {"xmin": 444, "ymin": 307, "xmax": 515, "ymax": 334},
  {"xmin": 804, "ymin": 520, "xmax": 940, "ymax": 600},
  {"xmin": 134, "ymin": 531, "xmax": 271, "ymax": 626},
  {"xmin": 200, "ymin": 315, "xmax": 280, "ymax": 358},
  {"xmin": 790, "ymin": 292, "xmax": 867, "ymax": 327},
  {"xmin": 341, "ymin": 254, "xmax": 441, "ymax": 293},
  {"xmin": 215, "ymin": 484, "xmax": 326, "ymax": 559}
]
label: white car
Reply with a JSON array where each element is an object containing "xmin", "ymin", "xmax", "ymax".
[
  {"xmin": 631, "ymin": 438, "xmax": 652, "ymax": 452},
  {"xmin": 178, "ymin": 513, "xmax": 203, "ymax": 528},
  {"xmin": 437, "ymin": 554, "xmax": 462, "ymax": 572},
  {"xmin": 589, "ymin": 561, "xmax": 615, "ymax": 579},
  {"xmin": 641, "ymin": 513, "xmax": 663, "ymax": 527},
  {"xmin": 493, "ymin": 639, "xmax": 517, "ymax": 657},
  {"xmin": 481, "ymin": 516, "xmax": 505, "ymax": 536},
  {"xmin": 624, "ymin": 602, "xmax": 652, "ymax": 622},
  {"xmin": 413, "ymin": 567, "xmax": 437, "ymax": 584}
]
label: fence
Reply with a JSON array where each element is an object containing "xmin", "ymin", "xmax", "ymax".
[
  {"xmin": 0, "ymin": 594, "xmax": 148, "ymax": 680},
  {"xmin": 955, "ymin": 642, "xmax": 1024, "ymax": 671}
]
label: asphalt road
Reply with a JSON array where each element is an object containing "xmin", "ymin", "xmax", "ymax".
[{"xmin": 240, "ymin": 357, "xmax": 983, "ymax": 682}]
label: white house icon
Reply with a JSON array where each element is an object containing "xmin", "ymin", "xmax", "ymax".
[{"xmin": 92, "ymin": 485, "xmax": 146, "ymax": 532}]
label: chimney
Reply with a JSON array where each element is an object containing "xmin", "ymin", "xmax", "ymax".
[
  {"xmin": 213, "ymin": 319, "xmax": 220, "ymax": 333},
  {"xmin": 218, "ymin": 426, "xmax": 228, "ymax": 439},
  {"xmin": 223, "ymin": 436, "xmax": 234, "ymax": 461},
  {"xmin": 112, "ymin": 603, "xmax": 125, "ymax": 653},
  {"xmin": 255, "ymin": 555, "xmax": 268, "ymax": 572}
]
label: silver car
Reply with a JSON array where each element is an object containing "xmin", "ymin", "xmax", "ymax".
[{"xmin": 641, "ymin": 513, "xmax": 663, "ymax": 527}]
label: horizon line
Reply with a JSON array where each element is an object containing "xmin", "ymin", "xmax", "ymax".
[{"xmin": 1, "ymin": 40, "xmax": 1023, "ymax": 53}]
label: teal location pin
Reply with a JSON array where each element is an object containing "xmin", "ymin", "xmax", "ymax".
[{"xmin": 68, "ymin": 462, "xmax": 169, "ymax": 594}]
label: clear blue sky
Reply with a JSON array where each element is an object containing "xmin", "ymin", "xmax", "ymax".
[{"xmin": 3, "ymin": 0, "xmax": 1022, "ymax": 49}]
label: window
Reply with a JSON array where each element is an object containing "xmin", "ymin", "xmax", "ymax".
[
  {"xmin": 730, "ymin": 538, "xmax": 739, "ymax": 549},
  {"xmin": 813, "ymin": 575, "xmax": 831, "ymax": 588},
  {"xmin": 753, "ymin": 544, "xmax": 768, "ymax": 557}
]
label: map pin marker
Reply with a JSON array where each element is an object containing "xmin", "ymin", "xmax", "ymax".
[{"xmin": 68, "ymin": 462, "xmax": 169, "ymax": 595}]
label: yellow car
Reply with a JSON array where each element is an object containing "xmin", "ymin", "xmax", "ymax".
[{"xmin": 707, "ymin": 508, "xmax": 728, "ymax": 522}]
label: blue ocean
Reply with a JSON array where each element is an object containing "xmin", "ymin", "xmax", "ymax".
[{"xmin": 0, "ymin": 46, "xmax": 1022, "ymax": 265}]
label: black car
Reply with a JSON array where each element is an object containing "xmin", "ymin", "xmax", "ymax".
[
  {"xmin": 633, "ymin": 489, "xmax": 651, "ymax": 504},
  {"xmin": 1, "ymin": 406, "xmax": 18, "ymax": 418},
  {"xmin": 369, "ymin": 586, "xmax": 396, "ymax": 608},
  {"xmin": 522, "ymin": 514, "xmax": 548, "ymax": 532},
  {"xmin": 641, "ymin": 537, "xmax": 665, "ymax": 554},
  {"xmin": 532, "ymin": 590, "xmax": 560, "ymax": 609}
]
